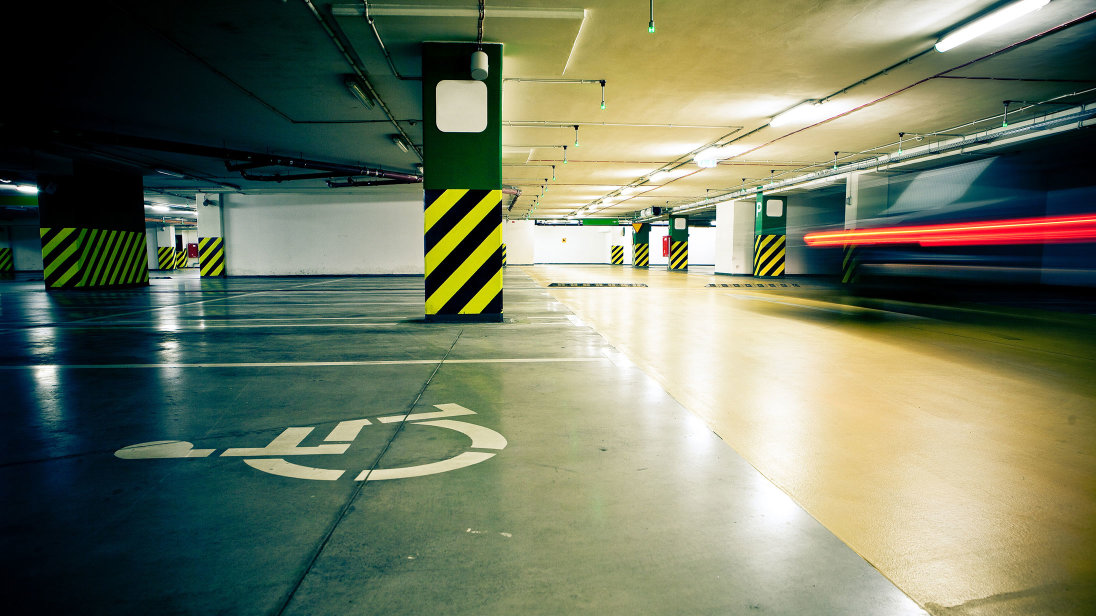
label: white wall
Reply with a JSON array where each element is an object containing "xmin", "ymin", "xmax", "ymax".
[
  {"xmin": 689, "ymin": 226, "xmax": 716, "ymax": 265},
  {"xmin": 715, "ymin": 200, "xmax": 755, "ymax": 274},
  {"xmin": 503, "ymin": 220, "xmax": 535, "ymax": 265},
  {"xmin": 222, "ymin": 186, "xmax": 424, "ymax": 275},
  {"xmin": 534, "ymin": 225, "xmax": 625, "ymax": 264}
]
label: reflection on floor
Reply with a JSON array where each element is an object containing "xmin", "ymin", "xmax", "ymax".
[
  {"xmin": 526, "ymin": 264, "xmax": 1096, "ymax": 616},
  {"xmin": 1, "ymin": 270, "xmax": 923, "ymax": 615}
]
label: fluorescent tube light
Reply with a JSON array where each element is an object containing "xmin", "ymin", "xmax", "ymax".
[
  {"xmin": 345, "ymin": 77, "xmax": 376, "ymax": 110},
  {"xmin": 155, "ymin": 169, "xmax": 184, "ymax": 178},
  {"xmin": 770, "ymin": 100, "xmax": 828, "ymax": 127},
  {"xmin": 151, "ymin": 205, "xmax": 170, "ymax": 213},
  {"xmin": 16, "ymin": 185, "xmax": 38, "ymax": 194},
  {"xmin": 935, "ymin": 0, "xmax": 1050, "ymax": 53}
]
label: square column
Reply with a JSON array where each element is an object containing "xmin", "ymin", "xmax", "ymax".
[
  {"xmin": 631, "ymin": 223, "xmax": 650, "ymax": 268},
  {"xmin": 197, "ymin": 193, "xmax": 226, "ymax": 277},
  {"xmin": 422, "ymin": 42, "xmax": 503, "ymax": 322},
  {"xmin": 668, "ymin": 216, "xmax": 688, "ymax": 271},
  {"xmin": 38, "ymin": 162, "xmax": 149, "ymax": 289},
  {"xmin": 753, "ymin": 192, "xmax": 786, "ymax": 277}
]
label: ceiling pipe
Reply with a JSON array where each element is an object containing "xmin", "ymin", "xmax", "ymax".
[
  {"xmin": 300, "ymin": 0, "xmax": 423, "ymax": 162},
  {"xmin": 361, "ymin": 1, "xmax": 421, "ymax": 80},
  {"xmin": 13, "ymin": 127, "xmax": 423, "ymax": 184}
]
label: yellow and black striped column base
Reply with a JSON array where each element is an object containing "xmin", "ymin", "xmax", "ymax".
[
  {"xmin": 669, "ymin": 240, "xmax": 688, "ymax": 271},
  {"xmin": 610, "ymin": 245, "xmax": 624, "ymax": 265},
  {"xmin": 425, "ymin": 188, "xmax": 503, "ymax": 322},
  {"xmin": 501, "ymin": 243, "xmax": 507, "ymax": 267},
  {"xmin": 632, "ymin": 243, "xmax": 649, "ymax": 268},
  {"xmin": 199, "ymin": 237, "xmax": 226, "ymax": 277},
  {"xmin": 40, "ymin": 227, "xmax": 149, "ymax": 289},
  {"xmin": 173, "ymin": 249, "xmax": 188, "ymax": 270},
  {"xmin": 841, "ymin": 244, "xmax": 860, "ymax": 284},
  {"xmin": 157, "ymin": 246, "xmax": 176, "ymax": 270},
  {"xmin": 753, "ymin": 234, "xmax": 786, "ymax": 277},
  {"xmin": 0, "ymin": 247, "xmax": 13, "ymax": 279}
]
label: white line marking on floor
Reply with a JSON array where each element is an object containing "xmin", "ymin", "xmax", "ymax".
[
  {"xmin": 243, "ymin": 458, "xmax": 346, "ymax": 481},
  {"xmin": 324, "ymin": 419, "xmax": 372, "ymax": 442},
  {"xmin": 114, "ymin": 440, "xmax": 214, "ymax": 459},
  {"xmin": 221, "ymin": 428, "xmax": 350, "ymax": 457},
  {"xmin": 357, "ymin": 451, "xmax": 496, "ymax": 481},
  {"xmin": 378, "ymin": 402, "xmax": 478, "ymax": 424},
  {"xmin": 419, "ymin": 419, "xmax": 508, "ymax": 450},
  {"xmin": 0, "ymin": 357, "xmax": 607, "ymax": 369}
]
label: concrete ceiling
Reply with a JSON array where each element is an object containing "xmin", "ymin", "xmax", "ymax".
[{"xmin": 1, "ymin": 0, "xmax": 1094, "ymax": 220}]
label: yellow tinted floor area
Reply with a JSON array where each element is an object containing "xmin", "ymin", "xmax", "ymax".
[{"xmin": 525, "ymin": 265, "xmax": 1096, "ymax": 616}]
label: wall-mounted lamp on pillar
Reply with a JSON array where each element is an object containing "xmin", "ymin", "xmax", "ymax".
[{"xmin": 471, "ymin": 50, "xmax": 489, "ymax": 80}]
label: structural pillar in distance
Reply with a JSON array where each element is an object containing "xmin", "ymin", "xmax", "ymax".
[
  {"xmin": 632, "ymin": 223, "xmax": 650, "ymax": 268},
  {"xmin": 753, "ymin": 192, "xmax": 786, "ymax": 277},
  {"xmin": 156, "ymin": 225, "xmax": 177, "ymax": 270},
  {"xmin": 38, "ymin": 162, "xmax": 149, "ymax": 289},
  {"xmin": 197, "ymin": 193, "xmax": 226, "ymax": 277},
  {"xmin": 668, "ymin": 215, "xmax": 688, "ymax": 271},
  {"xmin": 422, "ymin": 42, "xmax": 503, "ymax": 322},
  {"xmin": 0, "ymin": 226, "xmax": 13, "ymax": 279}
]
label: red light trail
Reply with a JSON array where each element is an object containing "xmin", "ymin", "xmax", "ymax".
[{"xmin": 803, "ymin": 213, "xmax": 1096, "ymax": 247}]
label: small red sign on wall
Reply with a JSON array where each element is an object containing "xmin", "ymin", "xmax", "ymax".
[
  {"xmin": 662, "ymin": 235, "xmax": 670, "ymax": 257},
  {"xmin": 186, "ymin": 243, "xmax": 199, "ymax": 258}
]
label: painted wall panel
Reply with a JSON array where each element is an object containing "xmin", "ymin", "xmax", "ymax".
[{"xmin": 222, "ymin": 187, "xmax": 424, "ymax": 276}]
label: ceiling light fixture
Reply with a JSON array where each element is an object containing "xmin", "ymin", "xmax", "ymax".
[
  {"xmin": 344, "ymin": 77, "xmax": 376, "ymax": 110},
  {"xmin": 562, "ymin": 145, "xmax": 568, "ymax": 164},
  {"xmin": 392, "ymin": 136, "xmax": 409, "ymax": 153},
  {"xmin": 935, "ymin": 0, "xmax": 1049, "ymax": 53},
  {"xmin": 154, "ymin": 168, "xmax": 184, "ymax": 178},
  {"xmin": 15, "ymin": 184, "xmax": 39, "ymax": 194},
  {"xmin": 770, "ymin": 100, "xmax": 828, "ymax": 127},
  {"xmin": 573, "ymin": 125, "xmax": 580, "ymax": 147},
  {"xmin": 551, "ymin": 165, "xmax": 556, "ymax": 181},
  {"xmin": 151, "ymin": 205, "xmax": 170, "ymax": 213},
  {"xmin": 694, "ymin": 148, "xmax": 720, "ymax": 168},
  {"xmin": 649, "ymin": 170, "xmax": 670, "ymax": 183},
  {"xmin": 620, "ymin": 186, "xmax": 635, "ymax": 195},
  {"xmin": 648, "ymin": 0, "xmax": 655, "ymax": 33},
  {"xmin": 600, "ymin": 80, "xmax": 606, "ymax": 110}
]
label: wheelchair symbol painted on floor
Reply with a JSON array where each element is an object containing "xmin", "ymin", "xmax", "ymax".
[{"xmin": 114, "ymin": 403, "xmax": 506, "ymax": 481}]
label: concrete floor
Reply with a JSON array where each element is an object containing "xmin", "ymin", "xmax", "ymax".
[{"xmin": 1, "ymin": 266, "xmax": 1092, "ymax": 615}]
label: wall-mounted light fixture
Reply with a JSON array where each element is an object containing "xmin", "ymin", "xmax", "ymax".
[{"xmin": 935, "ymin": 0, "xmax": 1049, "ymax": 53}]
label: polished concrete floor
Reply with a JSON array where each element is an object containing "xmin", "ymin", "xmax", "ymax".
[{"xmin": 1, "ymin": 266, "xmax": 1092, "ymax": 615}]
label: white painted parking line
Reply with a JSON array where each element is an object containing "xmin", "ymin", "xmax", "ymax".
[{"xmin": 114, "ymin": 440, "xmax": 214, "ymax": 459}]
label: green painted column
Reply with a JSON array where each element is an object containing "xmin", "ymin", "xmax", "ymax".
[
  {"xmin": 668, "ymin": 215, "xmax": 688, "ymax": 271},
  {"xmin": 38, "ymin": 161, "xmax": 149, "ymax": 289},
  {"xmin": 422, "ymin": 42, "xmax": 503, "ymax": 322},
  {"xmin": 631, "ymin": 223, "xmax": 649, "ymax": 268},
  {"xmin": 753, "ymin": 192, "xmax": 787, "ymax": 277}
]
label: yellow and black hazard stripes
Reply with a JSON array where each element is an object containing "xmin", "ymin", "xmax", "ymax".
[
  {"xmin": 424, "ymin": 189, "xmax": 503, "ymax": 320},
  {"xmin": 174, "ymin": 249, "xmax": 188, "ymax": 270},
  {"xmin": 633, "ymin": 243, "xmax": 649, "ymax": 268},
  {"xmin": 0, "ymin": 247, "xmax": 13, "ymax": 278},
  {"xmin": 753, "ymin": 234, "xmax": 786, "ymax": 277},
  {"xmin": 199, "ymin": 237, "xmax": 225, "ymax": 277},
  {"xmin": 669, "ymin": 240, "xmax": 688, "ymax": 270},
  {"xmin": 610, "ymin": 245, "xmax": 624, "ymax": 265},
  {"xmin": 157, "ymin": 246, "xmax": 176, "ymax": 270},
  {"xmin": 40, "ymin": 227, "xmax": 149, "ymax": 289},
  {"xmin": 841, "ymin": 244, "xmax": 859, "ymax": 284}
]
